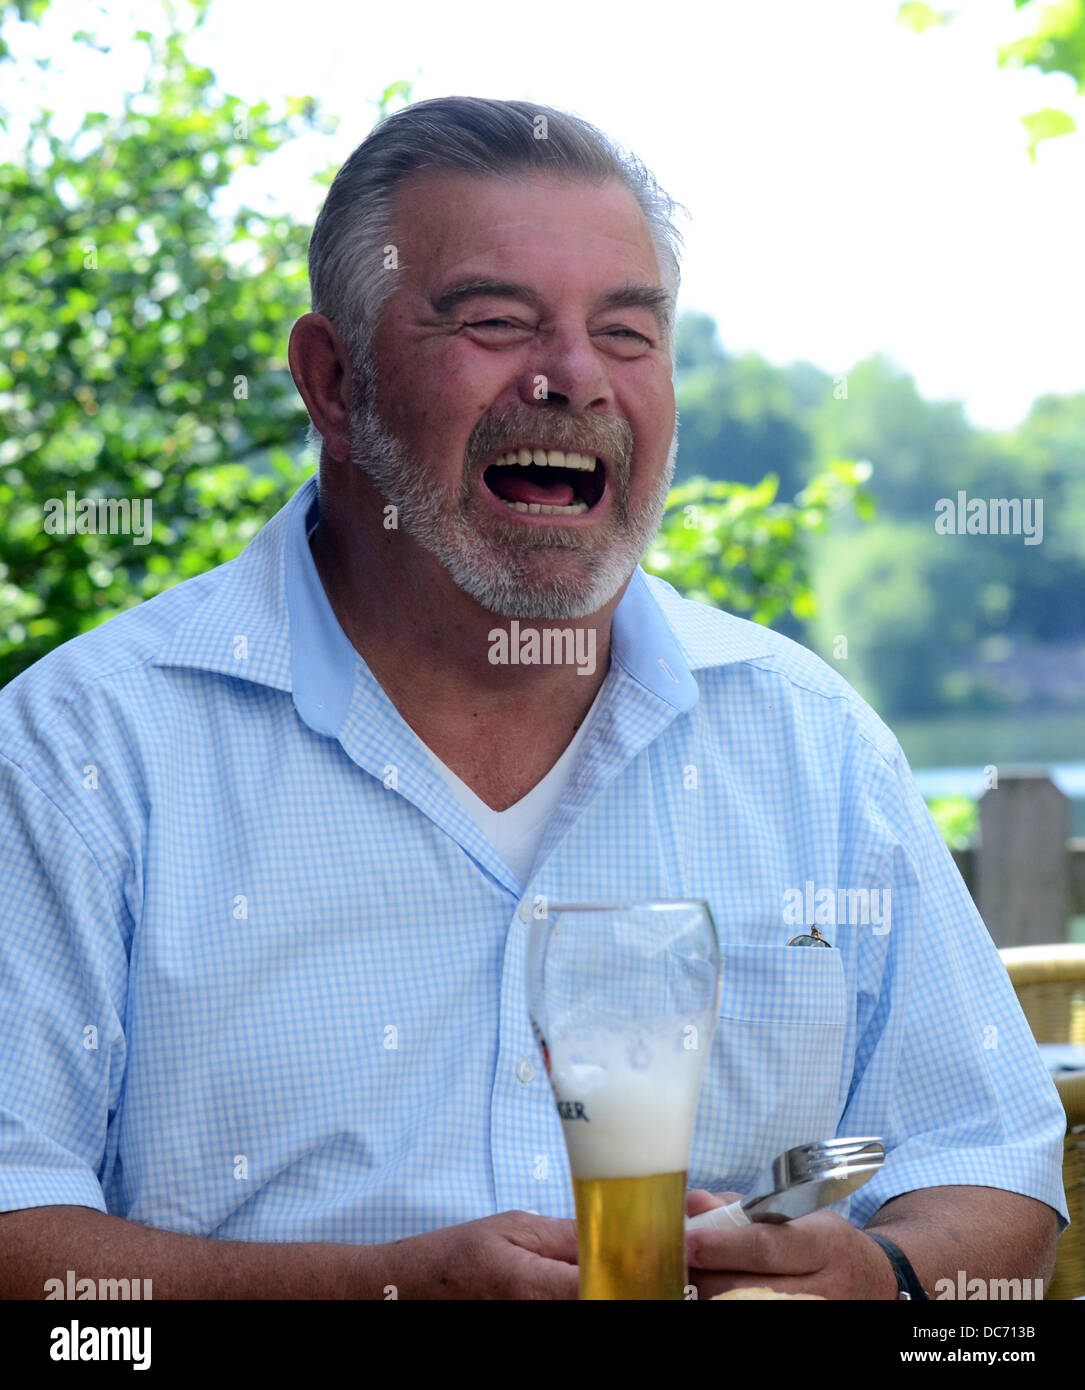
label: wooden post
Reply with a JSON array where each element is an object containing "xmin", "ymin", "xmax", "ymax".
[{"xmin": 977, "ymin": 770, "xmax": 1070, "ymax": 947}]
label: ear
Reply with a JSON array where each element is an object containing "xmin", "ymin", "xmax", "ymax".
[{"xmin": 288, "ymin": 313, "xmax": 355, "ymax": 462}]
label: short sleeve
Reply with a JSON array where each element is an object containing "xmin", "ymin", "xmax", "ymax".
[
  {"xmin": 839, "ymin": 744, "xmax": 1070, "ymax": 1234},
  {"xmin": 0, "ymin": 752, "xmax": 129, "ymax": 1214}
]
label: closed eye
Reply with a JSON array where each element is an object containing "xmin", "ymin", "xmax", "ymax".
[{"xmin": 469, "ymin": 320, "xmax": 649, "ymax": 342}]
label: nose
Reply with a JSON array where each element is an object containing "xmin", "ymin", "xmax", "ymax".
[{"xmin": 515, "ymin": 322, "xmax": 614, "ymax": 414}]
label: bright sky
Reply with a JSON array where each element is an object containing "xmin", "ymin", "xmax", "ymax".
[{"xmin": 8, "ymin": 0, "xmax": 1085, "ymax": 430}]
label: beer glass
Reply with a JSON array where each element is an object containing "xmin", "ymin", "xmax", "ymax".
[{"xmin": 525, "ymin": 900, "xmax": 721, "ymax": 1300}]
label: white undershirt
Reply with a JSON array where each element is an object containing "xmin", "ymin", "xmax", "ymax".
[{"xmin": 423, "ymin": 683, "xmax": 607, "ymax": 884}]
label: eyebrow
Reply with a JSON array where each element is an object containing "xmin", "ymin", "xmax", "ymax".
[{"xmin": 430, "ymin": 278, "xmax": 671, "ymax": 336}]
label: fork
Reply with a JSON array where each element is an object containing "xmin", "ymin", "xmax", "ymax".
[{"xmin": 686, "ymin": 1136, "xmax": 886, "ymax": 1230}]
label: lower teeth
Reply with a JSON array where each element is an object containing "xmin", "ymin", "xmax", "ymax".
[{"xmin": 499, "ymin": 499, "xmax": 588, "ymax": 515}]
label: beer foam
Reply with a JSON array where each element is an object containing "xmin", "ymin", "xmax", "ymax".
[{"xmin": 548, "ymin": 1023, "xmax": 710, "ymax": 1179}]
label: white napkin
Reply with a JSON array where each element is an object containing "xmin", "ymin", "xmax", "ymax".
[{"xmin": 686, "ymin": 1200, "xmax": 752, "ymax": 1231}]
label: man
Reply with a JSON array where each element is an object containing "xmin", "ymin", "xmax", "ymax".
[{"xmin": 0, "ymin": 97, "xmax": 1068, "ymax": 1299}]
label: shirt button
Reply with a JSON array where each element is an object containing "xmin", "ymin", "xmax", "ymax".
[
  {"xmin": 516, "ymin": 1058, "xmax": 536, "ymax": 1084},
  {"xmin": 517, "ymin": 900, "xmax": 532, "ymax": 924}
]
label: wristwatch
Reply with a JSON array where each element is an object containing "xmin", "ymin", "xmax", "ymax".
[{"xmin": 866, "ymin": 1232, "xmax": 931, "ymax": 1300}]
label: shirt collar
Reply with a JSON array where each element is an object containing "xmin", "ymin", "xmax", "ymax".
[{"xmin": 154, "ymin": 473, "xmax": 776, "ymax": 736}]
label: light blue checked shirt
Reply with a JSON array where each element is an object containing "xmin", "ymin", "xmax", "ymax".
[{"xmin": 0, "ymin": 473, "xmax": 1069, "ymax": 1244}]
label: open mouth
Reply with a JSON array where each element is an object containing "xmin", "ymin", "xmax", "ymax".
[{"xmin": 482, "ymin": 448, "xmax": 607, "ymax": 515}]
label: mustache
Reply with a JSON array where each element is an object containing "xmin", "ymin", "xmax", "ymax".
[{"xmin": 463, "ymin": 409, "xmax": 634, "ymax": 480}]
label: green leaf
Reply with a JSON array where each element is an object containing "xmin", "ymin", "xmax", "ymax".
[
  {"xmin": 927, "ymin": 795, "xmax": 978, "ymax": 850},
  {"xmin": 380, "ymin": 79, "xmax": 413, "ymax": 106},
  {"xmin": 998, "ymin": 1, "xmax": 1085, "ymax": 90},
  {"xmin": 1021, "ymin": 105, "xmax": 1077, "ymax": 159},
  {"xmin": 895, "ymin": 3, "xmax": 950, "ymax": 35},
  {"xmin": 373, "ymin": 79, "xmax": 414, "ymax": 124}
]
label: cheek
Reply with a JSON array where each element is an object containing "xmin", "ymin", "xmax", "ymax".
[
  {"xmin": 392, "ymin": 347, "xmax": 510, "ymax": 431},
  {"xmin": 375, "ymin": 362, "xmax": 454, "ymax": 437},
  {"xmin": 627, "ymin": 379, "xmax": 676, "ymax": 447},
  {"xmin": 443, "ymin": 346, "xmax": 516, "ymax": 402}
]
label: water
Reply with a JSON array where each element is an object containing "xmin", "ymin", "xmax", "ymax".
[{"xmin": 891, "ymin": 709, "xmax": 1085, "ymax": 836}]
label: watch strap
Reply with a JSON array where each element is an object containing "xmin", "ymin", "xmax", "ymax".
[{"xmin": 867, "ymin": 1232, "xmax": 931, "ymax": 1300}]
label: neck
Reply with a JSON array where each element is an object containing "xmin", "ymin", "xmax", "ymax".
[{"xmin": 308, "ymin": 464, "xmax": 625, "ymax": 775}]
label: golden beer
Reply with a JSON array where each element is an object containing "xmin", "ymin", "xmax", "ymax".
[
  {"xmin": 526, "ymin": 901, "xmax": 721, "ymax": 1302},
  {"xmin": 573, "ymin": 1170, "xmax": 687, "ymax": 1300}
]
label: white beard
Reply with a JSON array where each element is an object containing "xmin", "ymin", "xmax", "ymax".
[{"xmin": 346, "ymin": 370, "xmax": 678, "ymax": 621}]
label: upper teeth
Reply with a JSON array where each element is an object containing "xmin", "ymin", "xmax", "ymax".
[{"xmin": 494, "ymin": 448, "xmax": 598, "ymax": 471}]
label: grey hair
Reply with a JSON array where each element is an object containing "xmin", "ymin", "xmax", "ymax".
[{"xmin": 305, "ymin": 95, "xmax": 688, "ymax": 436}]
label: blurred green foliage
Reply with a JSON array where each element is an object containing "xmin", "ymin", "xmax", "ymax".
[
  {"xmin": 0, "ymin": 2, "xmax": 327, "ymax": 682},
  {"xmin": 899, "ymin": 0, "xmax": 1085, "ymax": 157},
  {"xmin": 643, "ymin": 463, "xmax": 873, "ymax": 628},
  {"xmin": 670, "ymin": 316, "xmax": 1085, "ymax": 720},
  {"xmin": 926, "ymin": 795, "xmax": 980, "ymax": 851}
]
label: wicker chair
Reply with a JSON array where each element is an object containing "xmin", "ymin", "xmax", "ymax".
[{"xmin": 1000, "ymin": 944, "xmax": 1085, "ymax": 1300}]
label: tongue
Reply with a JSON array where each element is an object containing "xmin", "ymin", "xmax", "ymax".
[{"xmin": 491, "ymin": 472, "xmax": 576, "ymax": 507}]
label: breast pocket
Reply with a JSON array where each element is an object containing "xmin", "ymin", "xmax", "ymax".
[{"xmin": 689, "ymin": 944, "xmax": 848, "ymax": 1194}]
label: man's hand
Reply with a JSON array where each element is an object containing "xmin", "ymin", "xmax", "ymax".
[
  {"xmin": 379, "ymin": 1210, "xmax": 579, "ymax": 1299},
  {"xmin": 684, "ymin": 1189, "xmax": 898, "ymax": 1301}
]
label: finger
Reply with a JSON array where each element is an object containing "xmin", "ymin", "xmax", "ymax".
[
  {"xmin": 686, "ymin": 1189, "xmax": 744, "ymax": 1217},
  {"xmin": 528, "ymin": 1252, "xmax": 581, "ymax": 1299},
  {"xmin": 687, "ymin": 1209, "xmax": 842, "ymax": 1275},
  {"xmin": 509, "ymin": 1212, "xmax": 579, "ymax": 1264}
]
